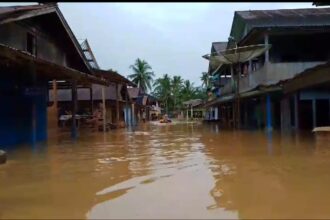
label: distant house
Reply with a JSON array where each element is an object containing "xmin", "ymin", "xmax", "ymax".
[
  {"xmin": 183, "ymin": 99, "xmax": 205, "ymax": 120},
  {"xmin": 0, "ymin": 3, "xmax": 106, "ymax": 146},
  {"xmin": 128, "ymin": 87, "xmax": 161, "ymax": 121}
]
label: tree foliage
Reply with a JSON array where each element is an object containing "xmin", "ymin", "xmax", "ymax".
[
  {"xmin": 128, "ymin": 58, "xmax": 155, "ymax": 92},
  {"xmin": 152, "ymin": 74, "xmax": 207, "ymax": 114}
]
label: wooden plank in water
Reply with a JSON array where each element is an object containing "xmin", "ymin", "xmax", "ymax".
[{"xmin": 312, "ymin": 127, "xmax": 330, "ymax": 132}]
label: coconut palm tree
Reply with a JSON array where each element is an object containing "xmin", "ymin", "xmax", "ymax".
[
  {"xmin": 171, "ymin": 75, "xmax": 183, "ymax": 110},
  {"xmin": 201, "ymin": 72, "xmax": 210, "ymax": 88},
  {"xmin": 153, "ymin": 74, "xmax": 171, "ymax": 113},
  {"xmin": 128, "ymin": 58, "xmax": 155, "ymax": 92},
  {"xmin": 181, "ymin": 80, "xmax": 196, "ymax": 101}
]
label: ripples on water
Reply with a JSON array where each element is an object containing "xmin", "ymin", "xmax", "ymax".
[{"xmin": 1, "ymin": 122, "xmax": 330, "ymax": 219}]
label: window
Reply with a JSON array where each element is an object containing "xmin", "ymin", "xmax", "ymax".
[{"xmin": 26, "ymin": 32, "xmax": 37, "ymax": 55}]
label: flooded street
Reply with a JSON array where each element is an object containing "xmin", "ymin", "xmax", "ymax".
[{"xmin": 1, "ymin": 122, "xmax": 330, "ymax": 219}]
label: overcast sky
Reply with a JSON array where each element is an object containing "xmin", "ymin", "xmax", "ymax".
[{"xmin": 1, "ymin": 2, "xmax": 318, "ymax": 86}]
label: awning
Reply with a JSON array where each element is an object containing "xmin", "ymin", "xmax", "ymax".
[
  {"xmin": 203, "ymin": 44, "xmax": 271, "ymax": 65},
  {"xmin": 203, "ymin": 86, "xmax": 281, "ymax": 108},
  {"xmin": 183, "ymin": 99, "xmax": 203, "ymax": 107},
  {"xmin": 283, "ymin": 61, "xmax": 330, "ymax": 93},
  {"xmin": 0, "ymin": 43, "xmax": 108, "ymax": 85}
]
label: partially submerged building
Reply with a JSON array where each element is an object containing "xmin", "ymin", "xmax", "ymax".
[
  {"xmin": 204, "ymin": 7, "xmax": 330, "ymax": 131},
  {"xmin": 204, "ymin": 42, "xmax": 230, "ymax": 122},
  {"xmin": 183, "ymin": 99, "xmax": 205, "ymax": 120},
  {"xmin": 48, "ymin": 38, "xmax": 137, "ymax": 129},
  {"xmin": 0, "ymin": 3, "xmax": 107, "ymax": 146},
  {"xmin": 127, "ymin": 87, "xmax": 161, "ymax": 122}
]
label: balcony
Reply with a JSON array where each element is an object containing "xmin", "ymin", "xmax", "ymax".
[{"xmin": 220, "ymin": 61, "xmax": 325, "ymax": 95}]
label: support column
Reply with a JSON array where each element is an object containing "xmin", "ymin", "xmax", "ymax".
[
  {"xmin": 266, "ymin": 94, "xmax": 272, "ymax": 132},
  {"xmin": 32, "ymin": 96, "xmax": 37, "ymax": 144},
  {"xmin": 89, "ymin": 85, "xmax": 93, "ymax": 114},
  {"xmin": 230, "ymin": 65, "xmax": 234, "ymax": 92},
  {"xmin": 264, "ymin": 32, "xmax": 269, "ymax": 63},
  {"xmin": 312, "ymin": 99, "xmax": 317, "ymax": 128},
  {"xmin": 248, "ymin": 60, "xmax": 253, "ymax": 87},
  {"xmin": 125, "ymin": 84, "xmax": 129, "ymax": 127},
  {"xmin": 116, "ymin": 83, "xmax": 120, "ymax": 128},
  {"xmin": 191, "ymin": 105, "xmax": 193, "ymax": 120},
  {"xmin": 132, "ymin": 103, "xmax": 135, "ymax": 126},
  {"xmin": 294, "ymin": 93, "xmax": 299, "ymax": 131},
  {"xmin": 244, "ymin": 102, "xmax": 248, "ymax": 128},
  {"xmin": 71, "ymin": 80, "xmax": 78, "ymax": 138},
  {"xmin": 236, "ymin": 64, "xmax": 241, "ymax": 129},
  {"xmin": 215, "ymin": 107, "xmax": 218, "ymax": 120},
  {"xmin": 280, "ymin": 97, "xmax": 291, "ymax": 131},
  {"xmin": 53, "ymin": 80, "xmax": 58, "ymax": 113},
  {"xmin": 329, "ymin": 99, "xmax": 330, "ymax": 124},
  {"xmin": 101, "ymin": 85, "xmax": 106, "ymax": 132},
  {"xmin": 248, "ymin": 60, "xmax": 252, "ymax": 73}
]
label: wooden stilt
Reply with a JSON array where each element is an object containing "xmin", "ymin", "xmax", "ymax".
[
  {"xmin": 90, "ymin": 85, "xmax": 93, "ymax": 114},
  {"xmin": 125, "ymin": 84, "xmax": 129, "ymax": 127},
  {"xmin": 266, "ymin": 94, "xmax": 273, "ymax": 132},
  {"xmin": 101, "ymin": 85, "xmax": 106, "ymax": 132},
  {"xmin": 71, "ymin": 80, "xmax": 78, "ymax": 138},
  {"xmin": 132, "ymin": 103, "xmax": 135, "ymax": 126},
  {"xmin": 294, "ymin": 92, "xmax": 299, "ymax": 130},
  {"xmin": 116, "ymin": 83, "xmax": 120, "ymax": 128},
  {"xmin": 312, "ymin": 99, "xmax": 317, "ymax": 128}
]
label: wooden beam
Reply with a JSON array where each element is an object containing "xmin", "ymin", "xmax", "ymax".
[
  {"xmin": 116, "ymin": 83, "xmax": 120, "ymax": 128},
  {"xmin": 90, "ymin": 86, "xmax": 93, "ymax": 114},
  {"xmin": 102, "ymin": 85, "xmax": 106, "ymax": 132},
  {"xmin": 125, "ymin": 84, "xmax": 129, "ymax": 126},
  {"xmin": 71, "ymin": 80, "xmax": 78, "ymax": 138},
  {"xmin": 312, "ymin": 99, "xmax": 317, "ymax": 128}
]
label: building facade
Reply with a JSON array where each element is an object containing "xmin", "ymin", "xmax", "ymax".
[{"xmin": 204, "ymin": 7, "xmax": 330, "ymax": 131}]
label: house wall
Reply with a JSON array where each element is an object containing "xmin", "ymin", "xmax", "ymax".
[
  {"xmin": 0, "ymin": 22, "xmax": 67, "ymax": 67},
  {"xmin": 0, "ymin": 14, "xmax": 87, "ymax": 146},
  {"xmin": 0, "ymin": 75, "xmax": 48, "ymax": 146},
  {"xmin": 49, "ymin": 83, "xmax": 125, "ymax": 102}
]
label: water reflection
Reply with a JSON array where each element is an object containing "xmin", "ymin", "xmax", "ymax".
[{"xmin": 0, "ymin": 122, "xmax": 330, "ymax": 219}]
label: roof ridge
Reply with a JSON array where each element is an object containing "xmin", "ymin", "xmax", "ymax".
[{"xmin": 236, "ymin": 7, "xmax": 330, "ymax": 13}]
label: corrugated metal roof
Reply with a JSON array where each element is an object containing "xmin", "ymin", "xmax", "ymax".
[
  {"xmin": 237, "ymin": 7, "xmax": 330, "ymax": 27},
  {"xmin": 0, "ymin": 43, "xmax": 108, "ymax": 85},
  {"xmin": 212, "ymin": 42, "xmax": 227, "ymax": 54},
  {"xmin": 0, "ymin": 3, "xmax": 93, "ymax": 74},
  {"xmin": 0, "ymin": 4, "xmax": 48, "ymax": 16}
]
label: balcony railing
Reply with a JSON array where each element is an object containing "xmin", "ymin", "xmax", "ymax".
[{"xmin": 219, "ymin": 61, "xmax": 325, "ymax": 96}]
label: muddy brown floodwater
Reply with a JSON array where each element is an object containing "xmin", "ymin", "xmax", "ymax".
[{"xmin": 1, "ymin": 122, "xmax": 330, "ymax": 219}]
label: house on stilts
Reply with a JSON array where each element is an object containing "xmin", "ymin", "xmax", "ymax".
[
  {"xmin": 48, "ymin": 38, "xmax": 137, "ymax": 131},
  {"xmin": 203, "ymin": 7, "xmax": 330, "ymax": 131},
  {"xmin": 0, "ymin": 3, "xmax": 108, "ymax": 146}
]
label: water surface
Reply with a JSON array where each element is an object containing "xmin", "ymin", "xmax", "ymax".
[{"xmin": 0, "ymin": 122, "xmax": 329, "ymax": 219}]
